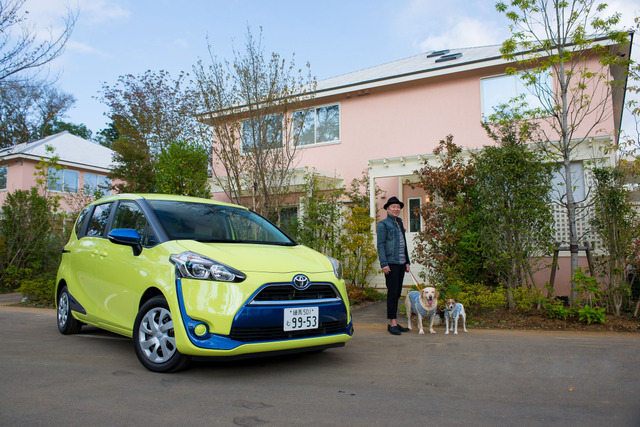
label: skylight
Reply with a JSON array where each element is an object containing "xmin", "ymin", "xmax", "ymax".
[
  {"xmin": 435, "ymin": 53, "xmax": 462, "ymax": 63},
  {"xmin": 427, "ymin": 49, "xmax": 450, "ymax": 58}
]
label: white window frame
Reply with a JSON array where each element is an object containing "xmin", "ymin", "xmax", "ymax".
[
  {"xmin": 481, "ymin": 72, "xmax": 553, "ymax": 119},
  {"xmin": 292, "ymin": 103, "xmax": 341, "ymax": 147},
  {"xmin": 47, "ymin": 168, "xmax": 78, "ymax": 193},
  {"xmin": 84, "ymin": 173, "xmax": 111, "ymax": 196}
]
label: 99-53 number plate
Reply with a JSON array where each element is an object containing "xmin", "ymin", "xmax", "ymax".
[{"xmin": 283, "ymin": 307, "xmax": 318, "ymax": 331}]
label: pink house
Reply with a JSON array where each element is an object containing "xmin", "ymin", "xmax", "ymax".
[
  {"xmin": 205, "ymin": 40, "xmax": 633, "ymax": 294},
  {"xmin": 0, "ymin": 132, "xmax": 115, "ymax": 212}
]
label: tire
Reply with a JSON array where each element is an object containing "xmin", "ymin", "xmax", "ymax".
[
  {"xmin": 57, "ymin": 286, "xmax": 82, "ymax": 334},
  {"xmin": 133, "ymin": 296, "xmax": 190, "ymax": 373}
]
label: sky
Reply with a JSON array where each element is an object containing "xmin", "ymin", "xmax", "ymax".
[{"xmin": 21, "ymin": 0, "xmax": 640, "ymax": 137}]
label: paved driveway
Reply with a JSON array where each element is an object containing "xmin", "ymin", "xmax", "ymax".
[{"xmin": 1, "ymin": 296, "xmax": 639, "ymax": 426}]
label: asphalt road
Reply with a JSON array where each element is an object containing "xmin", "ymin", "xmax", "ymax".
[{"xmin": 1, "ymin": 296, "xmax": 639, "ymax": 426}]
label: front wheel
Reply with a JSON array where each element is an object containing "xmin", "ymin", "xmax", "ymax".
[
  {"xmin": 57, "ymin": 286, "xmax": 82, "ymax": 334},
  {"xmin": 133, "ymin": 296, "xmax": 190, "ymax": 373}
]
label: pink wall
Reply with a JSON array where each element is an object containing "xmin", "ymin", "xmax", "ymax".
[
  {"xmin": 0, "ymin": 159, "xmax": 40, "ymax": 206},
  {"xmin": 532, "ymin": 256, "xmax": 594, "ymax": 297},
  {"xmin": 0, "ymin": 158, "xmax": 114, "ymax": 213},
  {"xmin": 296, "ymin": 70, "xmax": 497, "ymax": 187}
]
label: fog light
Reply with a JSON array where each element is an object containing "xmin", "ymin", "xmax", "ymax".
[{"xmin": 194, "ymin": 323, "xmax": 208, "ymax": 337}]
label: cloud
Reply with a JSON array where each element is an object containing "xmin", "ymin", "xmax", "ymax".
[
  {"xmin": 77, "ymin": 0, "xmax": 130, "ymax": 23},
  {"xmin": 66, "ymin": 40, "xmax": 110, "ymax": 58},
  {"xmin": 416, "ymin": 16, "xmax": 508, "ymax": 51},
  {"xmin": 169, "ymin": 38, "xmax": 190, "ymax": 51},
  {"xmin": 392, "ymin": 0, "xmax": 509, "ymax": 53}
]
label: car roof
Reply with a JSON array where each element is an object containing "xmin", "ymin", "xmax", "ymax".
[{"xmin": 89, "ymin": 193, "xmax": 247, "ymax": 210}]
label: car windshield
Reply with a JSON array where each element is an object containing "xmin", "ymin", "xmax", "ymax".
[{"xmin": 148, "ymin": 200, "xmax": 296, "ymax": 245}]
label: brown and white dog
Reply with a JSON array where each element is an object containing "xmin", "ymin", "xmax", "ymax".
[
  {"xmin": 405, "ymin": 287, "xmax": 439, "ymax": 335},
  {"xmin": 444, "ymin": 298, "xmax": 467, "ymax": 334}
]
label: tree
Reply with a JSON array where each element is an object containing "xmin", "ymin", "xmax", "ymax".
[
  {"xmin": 294, "ymin": 170, "xmax": 343, "ymax": 259},
  {"xmin": 412, "ymin": 135, "xmax": 484, "ymax": 288},
  {"xmin": 496, "ymin": 0, "xmax": 630, "ymax": 305},
  {"xmin": 95, "ymin": 122, "xmax": 119, "ymax": 148},
  {"xmin": 0, "ymin": 80, "xmax": 75, "ymax": 147},
  {"xmin": 99, "ymin": 70, "xmax": 199, "ymax": 192},
  {"xmin": 340, "ymin": 206, "xmax": 378, "ymax": 288},
  {"xmin": 0, "ymin": 146, "xmax": 66, "ymax": 288},
  {"xmin": 590, "ymin": 166, "xmax": 639, "ymax": 316},
  {"xmin": 340, "ymin": 170, "xmax": 383, "ymax": 288},
  {"xmin": 478, "ymin": 105, "xmax": 556, "ymax": 308},
  {"xmin": 156, "ymin": 140, "xmax": 211, "ymax": 198},
  {"xmin": 0, "ymin": 0, "xmax": 77, "ymax": 82},
  {"xmin": 41, "ymin": 120, "xmax": 92, "ymax": 140},
  {"xmin": 193, "ymin": 27, "xmax": 316, "ymax": 221}
]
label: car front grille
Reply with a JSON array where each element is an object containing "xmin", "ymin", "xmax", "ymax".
[
  {"xmin": 251, "ymin": 284, "xmax": 339, "ymax": 302},
  {"xmin": 229, "ymin": 319, "xmax": 348, "ymax": 342}
]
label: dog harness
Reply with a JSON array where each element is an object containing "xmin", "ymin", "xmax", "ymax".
[
  {"xmin": 445, "ymin": 303, "xmax": 464, "ymax": 320},
  {"xmin": 408, "ymin": 291, "xmax": 436, "ymax": 317}
]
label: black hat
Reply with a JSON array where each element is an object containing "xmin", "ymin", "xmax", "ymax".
[{"xmin": 383, "ymin": 196, "xmax": 404, "ymax": 210}]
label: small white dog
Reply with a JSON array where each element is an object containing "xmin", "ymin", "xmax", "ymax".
[
  {"xmin": 444, "ymin": 298, "xmax": 467, "ymax": 334},
  {"xmin": 405, "ymin": 287, "xmax": 439, "ymax": 335}
]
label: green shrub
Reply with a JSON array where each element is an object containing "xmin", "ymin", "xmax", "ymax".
[
  {"xmin": 513, "ymin": 286, "xmax": 544, "ymax": 311},
  {"xmin": 577, "ymin": 306, "xmax": 606, "ymax": 324},
  {"xmin": 19, "ymin": 277, "xmax": 55, "ymax": 307},
  {"xmin": 543, "ymin": 298, "xmax": 576, "ymax": 320},
  {"xmin": 1, "ymin": 266, "xmax": 33, "ymax": 292},
  {"xmin": 456, "ymin": 283, "xmax": 507, "ymax": 312},
  {"xmin": 347, "ymin": 284, "xmax": 386, "ymax": 306}
]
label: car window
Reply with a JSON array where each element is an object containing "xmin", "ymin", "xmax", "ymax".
[
  {"xmin": 74, "ymin": 207, "xmax": 91, "ymax": 238},
  {"xmin": 148, "ymin": 200, "xmax": 294, "ymax": 245},
  {"xmin": 112, "ymin": 200, "xmax": 158, "ymax": 247},
  {"xmin": 86, "ymin": 202, "xmax": 114, "ymax": 237}
]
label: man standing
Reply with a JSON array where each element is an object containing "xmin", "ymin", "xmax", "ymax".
[{"xmin": 376, "ymin": 196, "xmax": 411, "ymax": 335}]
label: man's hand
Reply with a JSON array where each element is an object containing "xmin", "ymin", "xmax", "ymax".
[{"xmin": 382, "ymin": 266, "xmax": 390, "ymax": 275}]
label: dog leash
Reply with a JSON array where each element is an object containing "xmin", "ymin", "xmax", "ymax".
[{"xmin": 409, "ymin": 271, "xmax": 423, "ymax": 291}]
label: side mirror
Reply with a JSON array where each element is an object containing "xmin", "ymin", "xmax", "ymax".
[{"xmin": 108, "ymin": 228, "xmax": 143, "ymax": 256}]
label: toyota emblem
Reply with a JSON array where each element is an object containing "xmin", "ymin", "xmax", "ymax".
[{"xmin": 292, "ymin": 274, "xmax": 310, "ymax": 290}]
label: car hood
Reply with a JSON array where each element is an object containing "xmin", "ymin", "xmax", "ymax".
[{"xmin": 174, "ymin": 241, "xmax": 333, "ymax": 274}]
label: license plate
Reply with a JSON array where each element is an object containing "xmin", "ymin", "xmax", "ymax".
[{"xmin": 283, "ymin": 307, "xmax": 319, "ymax": 331}]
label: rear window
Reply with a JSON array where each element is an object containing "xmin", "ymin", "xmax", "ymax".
[{"xmin": 148, "ymin": 200, "xmax": 295, "ymax": 245}]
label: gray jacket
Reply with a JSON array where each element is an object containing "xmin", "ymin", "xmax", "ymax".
[{"xmin": 376, "ymin": 214, "xmax": 411, "ymax": 268}]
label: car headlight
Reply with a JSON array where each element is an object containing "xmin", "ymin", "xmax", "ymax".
[
  {"xmin": 170, "ymin": 251, "xmax": 246, "ymax": 283},
  {"xmin": 328, "ymin": 256, "xmax": 342, "ymax": 280}
]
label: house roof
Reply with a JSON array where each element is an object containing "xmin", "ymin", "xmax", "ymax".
[
  {"xmin": 0, "ymin": 132, "xmax": 115, "ymax": 172},
  {"xmin": 312, "ymin": 34, "xmax": 631, "ymax": 99},
  {"xmin": 315, "ymin": 44, "xmax": 504, "ymax": 96}
]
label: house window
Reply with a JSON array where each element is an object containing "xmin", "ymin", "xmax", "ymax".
[
  {"xmin": 408, "ymin": 197, "xmax": 422, "ymax": 233},
  {"xmin": 242, "ymin": 115, "xmax": 283, "ymax": 152},
  {"xmin": 0, "ymin": 165, "xmax": 7, "ymax": 190},
  {"xmin": 293, "ymin": 104, "xmax": 340, "ymax": 146},
  {"xmin": 481, "ymin": 72, "xmax": 552, "ymax": 119},
  {"xmin": 47, "ymin": 168, "xmax": 78, "ymax": 193},
  {"xmin": 84, "ymin": 173, "xmax": 111, "ymax": 197}
]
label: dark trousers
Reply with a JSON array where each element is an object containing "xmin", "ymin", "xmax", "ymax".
[{"xmin": 385, "ymin": 264, "xmax": 406, "ymax": 320}]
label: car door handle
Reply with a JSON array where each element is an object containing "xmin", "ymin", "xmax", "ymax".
[{"xmin": 91, "ymin": 250, "xmax": 108, "ymax": 258}]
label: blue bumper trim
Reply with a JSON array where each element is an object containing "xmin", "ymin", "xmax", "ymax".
[{"xmin": 176, "ymin": 279, "xmax": 352, "ymax": 351}]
